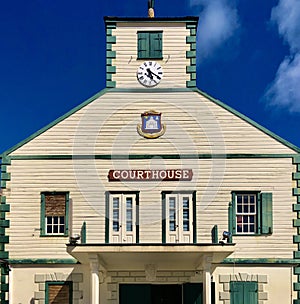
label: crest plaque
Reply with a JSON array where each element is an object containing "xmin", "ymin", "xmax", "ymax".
[{"xmin": 137, "ymin": 110, "xmax": 166, "ymax": 139}]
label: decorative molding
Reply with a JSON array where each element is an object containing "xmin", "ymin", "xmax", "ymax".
[
  {"xmin": 186, "ymin": 22, "xmax": 197, "ymax": 88},
  {"xmin": 105, "ymin": 20, "xmax": 116, "ymax": 88},
  {"xmin": 145, "ymin": 264, "xmax": 157, "ymax": 282}
]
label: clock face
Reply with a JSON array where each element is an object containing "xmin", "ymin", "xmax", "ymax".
[{"xmin": 136, "ymin": 61, "xmax": 163, "ymax": 87}]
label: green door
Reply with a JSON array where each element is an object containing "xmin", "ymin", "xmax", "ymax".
[
  {"xmin": 120, "ymin": 284, "xmax": 151, "ymax": 304},
  {"xmin": 230, "ymin": 282, "xmax": 258, "ymax": 304},
  {"xmin": 183, "ymin": 283, "xmax": 202, "ymax": 304}
]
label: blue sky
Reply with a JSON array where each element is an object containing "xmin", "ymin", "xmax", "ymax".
[{"xmin": 0, "ymin": 0, "xmax": 299, "ymax": 153}]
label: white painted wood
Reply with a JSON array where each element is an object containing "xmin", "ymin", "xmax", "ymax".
[
  {"xmin": 111, "ymin": 22, "xmax": 190, "ymax": 88},
  {"xmin": 9, "ymin": 92, "xmax": 297, "ymax": 156}
]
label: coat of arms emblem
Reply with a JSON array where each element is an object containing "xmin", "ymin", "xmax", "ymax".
[{"xmin": 137, "ymin": 110, "xmax": 166, "ymax": 139}]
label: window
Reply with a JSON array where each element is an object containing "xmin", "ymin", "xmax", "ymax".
[
  {"xmin": 41, "ymin": 192, "xmax": 69, "ymax": 236},
  {"xmin": 137, "ymin": 31, "xmax": 163, "ymax": 59},
  {"xmin": 105, "ymin": 191, "xmax": 139, "ymax": 243},
  {"xmin": 229, "ymin": 192, "xmax": 272, "ymax": 235},
  {"xmin": 230, "ymin": 281, "xmax": 258, "ymax": 304},
  {"xmin": 162, "ymin": 191, "xmax": 196, "ymax": 243},
  {"xmin": 45, "ymin": 281, "xmax": 72, "ymax": 304}
]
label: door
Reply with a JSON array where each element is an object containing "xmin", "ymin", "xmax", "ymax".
[
  {"xmin": 230, "ymin": 281, "xmax": 258, "ymax": 304},
  {"xmin": 109, "ymin": 193, "xmax": 136, "ymax": 243},
  {"xmin": 152, "ymin": 285, "xmax": 181, "ymax": 304},
  {"xmin": 166, "ymin": 193, "xmax": 193, "ymax": 243}
]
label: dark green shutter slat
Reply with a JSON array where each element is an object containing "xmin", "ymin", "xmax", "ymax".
[
  {"xmin": 230, "ymin": 282, "xmax": 243, "ymax": 304},
  {"xmin": 261, "ymin": 193, "xmax": 273, "ymax": 234},
  {"xmin": 138, "ymin": 32, "xmax": 149, "ymax": 58},
  {"xmin": 244, "ymin": 282, "xmax": 258, "ymax": 304},
  {"xmin": 150, "ymin": 32, "xmax": 162, "ymax": 58}
]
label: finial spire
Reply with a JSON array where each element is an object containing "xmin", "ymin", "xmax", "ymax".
[{"xmin": 148, "ymin": 0, "xmax": 155, "ymax": 18}]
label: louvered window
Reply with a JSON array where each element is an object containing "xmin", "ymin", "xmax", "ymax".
[
  {"xmin": 137, "ymin": 31, "xmax": 163, "ymax": 59},
  {"xmin": 45, "ymin": 281, "xmax": 72, "ymax": 304},
  {"xmin": 41, "ymin": 192, "xmax": 69, "ymax": 236}
]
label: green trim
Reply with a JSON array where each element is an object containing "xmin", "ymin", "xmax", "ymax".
[
  {"xmin": 0, "ymin": 156, "xmax": 11, "ymax": 165},
  {"xmin": 6, "ymin": 153, "xmax": 298, "ymax": 161},
  {"xmin": 186, "ymin": 36, "xmax": 196, "ymax": 43},
  {"xmin": 45, "ymin": 281, "xmax": 73, "ymax": 304},
  {"xmin": 294, "ymin": 188, "xmax": 300, "ymax": 196},
  {"xmin": 0, "ymin": 236, "xmax": 9, "ymax": 244},
  {"xmin": 293, "ymin": 155, "xmax": 300, "ymax": 164},
  {"xmin": 0, "ymin": 197, "xmax": 6, "ymax": 204},
  {"xmin": 211, "ymin": 225, "xmax": 218, "ymax": 244},
  {"xmin": 1, "ymin": 89, "xmax": 109, "ymax": 155},
  {"xmin": 186, "ymin": 50, "xmax": 196, "ymax": 58},
  {"xmin": 293, "ymin": 173, "xmax": 300, "ymax": 180},
  {"xmin": 192, "ymin": 191, "xmax": 197, "ymax": 243},
  {"xmin": 161, "ymin": 191, "xmax": 196, "ymax": 244},
  {"xmin": 106, "ymin": 81, "xmax": 116, "ymax": 88},
  {"xmin": 0, "ymin": 221, "xmax": 9, "ymax": 228},
  {"xmin": 136, "ymin": 192, "xmax": 140, "ymax": 244},
  {"xmin": 0, "ymin": 173, "xmax": 10, "ymax": 181},
  {"xmin": 0, "ymin": 205, "xmax": 9, "ymax": 212},
  {"xmin": 194, "ymin": 88, "xmax": 300, "ymax": 153},
  {"xmin": 9, "ymin": 258, "xmax": 78, "ymax": 264},
  {"xmin": 107, "ymin": 36, "xmax": 116, "ymax": 43},
  {"xmin": 223, "ymin": 258, "xmax": 300, "ymax": 265},
  {"xmin": 40, "ymin": 192, "xmax": 70, "ymax": 237},
  {"xmin": 186, "ymin": 66, "xmax": 196, "ymax": 73},
  {"xmin": 0, "ymin": 181, "xmax": 6, "ymax": 189},
  {"xmin": 186, "ymin": 80, "xmax": 196, "ymax": 87},
  {"xmin": 107, "ymin": 66, "xmax": 116, "ymax": 73},
  {"xmin": 106, "ymin": 50, "xmax": 116, "ymax": 58},
  {"xmin": 294, "ymin": 220, "xmax": 300, "ymax": 227},
  {"xmin": 105, "ymin": 191, "xmax": 140, "ymax": 244}
]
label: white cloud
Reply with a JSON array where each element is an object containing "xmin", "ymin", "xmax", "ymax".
[
  {"xmin": 264, "ymin": 54, "xmax": 300, "ymax": 112},
  {"xmin": 263, "ymin": 0, "xmax": 300, "ymax": 112},
  {"xmin": 189, "ymin": 0, "xmax": 240, "ymax": 60}
]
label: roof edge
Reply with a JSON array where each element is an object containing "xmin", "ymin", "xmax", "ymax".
[
  {"xmin": 194, "ymin": 88, "xmax": 300, "ymax": 153},
  {"xmin": 104, "ymin": 16, "xmax": 199, "ymax": 23},
  {"xmin": 1, "ymin": 88, "xmax": 110, "ymax": 156}
]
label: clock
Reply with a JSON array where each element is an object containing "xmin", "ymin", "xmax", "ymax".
[{"xmin": 136, "ymin": 61, "xmax": 163, "ymax": 87}]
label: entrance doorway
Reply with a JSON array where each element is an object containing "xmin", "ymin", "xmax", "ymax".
[{"xmin": 120, "ymin": 283, "xmax": 215, "ymax": 304}]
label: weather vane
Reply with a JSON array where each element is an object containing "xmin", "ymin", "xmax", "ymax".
[{"xmin": 148, "ymin": 0, "xmax": 155, "ymax": 18}]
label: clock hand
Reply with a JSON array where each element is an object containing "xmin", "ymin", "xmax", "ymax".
[
  {"xmin": 146, "ymin": 68, "xmax": 154, "ymax": 79},
  {"xmin": 147, "ymin": 69, "xmax": 161, "ymax": 80}
]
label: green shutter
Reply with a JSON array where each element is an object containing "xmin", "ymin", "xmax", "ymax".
[
  {"xmin": 65, "ymin": 192, "xmax": 69, "ymax": 236},
  {"xmin": 162, "ymin": 192, "xmax": 166, "ymax": 243},
  {"xmin": 211, "ymin": 225, "xmax": 218, "ymax": 244},
  {"xmin": 228, "ymin": 193, "xmax": 235, "ymax": 240},
  {"xmin": 244, "ymin": 282, "xmax": 258, "ymax": 304},
  {"xmin": 138, "ymin": 32, "xmax": 149, "ymax": 59},
  {"xmin": 40, "ymin": 193, "xmax": 46, "ymax": 235},
  {"xmin": 230, "ymin": 282, "xmax": 243, "ymax": 304},
  {"xmin": 230, "ymin": 282, "xmax": 258, "ymax": 304},
  {"xmin": 105, "ymin": 192, "xmax": 109, "ymax": 243},
  {"xmin": 150, "ymin": 32, "xmax": 162, "ymax": 58},
  {"xmin": 260, "ymin": 193, "xmax": 273, "ymax": 234}
]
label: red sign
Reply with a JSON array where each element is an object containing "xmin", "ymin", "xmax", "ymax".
[{"xmin": 108, "ymin": 169, "xmax": 193, "ymax": 181}]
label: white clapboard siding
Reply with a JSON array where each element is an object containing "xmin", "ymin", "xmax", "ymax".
[
  {"xmin": 9, "ymin": 92, "xmax": 297, "ymax": 156},
  {"xmin": 112, "ymin": 23, "xmax": 190, "ymax": 88},
  {"xmin": 5, "ymin": 157, "xmax": 296, "ymax": 259}
]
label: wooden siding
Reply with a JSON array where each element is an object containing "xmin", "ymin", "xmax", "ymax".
[
  {"xmin": 112, "ymin": 23, "xmax": 190, "ymax": 88},
  {"xmin": 5, "ymin": 157, "xmax": 296, "ymax": 259},
  {"xmin": 10, "ymin": 91, "xmax": 297, "ymax": 156}
]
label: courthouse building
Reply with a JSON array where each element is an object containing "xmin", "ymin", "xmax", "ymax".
[{"xmin": 1, "ymin": 5, "xmax": 300, "ymax": 304}]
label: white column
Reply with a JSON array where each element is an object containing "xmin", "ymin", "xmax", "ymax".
[
  {"xmin": 202, "ymin": 255, "xmax": 212, "ymax": 304},
  {"xmin": 89, "ymin": 254, "xmax": 100, "ymax": 304}
]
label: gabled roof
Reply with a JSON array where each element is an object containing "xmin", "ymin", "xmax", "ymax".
[{"xmin": 1, "ymin": 87, "xmax": 299, "ymax": 158}]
